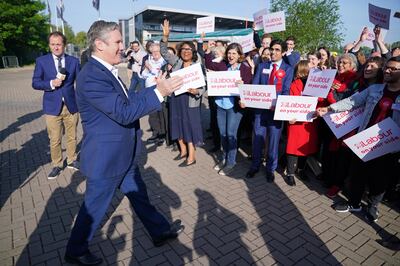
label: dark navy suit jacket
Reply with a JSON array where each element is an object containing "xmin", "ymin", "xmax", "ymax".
[
  {"xmin": 76, "ymin": 57, "xmax": 161, "ymax": 178},
  {"xmin": 32, "ymin": 53, "xmax": 80, "ymax": 115},
  {"xmin": 252, "ymin": 60, "xmax": 294, "ymax": 119}
]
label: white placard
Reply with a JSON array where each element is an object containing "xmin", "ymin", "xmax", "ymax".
[
  {"xmin": 170, "ymin": 63, "xmax": 206, "ymax": 96},
  {"xmin": 253, "ymin": 8, "xmax": 268, "ymax": 30},
  {"xmin": 196, "ymin": 16, "xmax": 215, "ymax": 34},
  {"xmin": 363, "ymin": 27, "xmax": 387, "ymax": 48},
  {"xmin": 263, "ymin": 11, "xmax": 286, "ymax": 33},
  {"xmin": 207, "ymin": 71, "xmax": 241, "ymax": 96},
  {"xmin": 239, "ymin": 84, "xmax": 276, "ymax": 109},
  {"xmin": 323, "ymin": 107, "xmax": 365, "ymax": 139},
  {"xmin": 232, "ymin": 33, "xmax": 254, "ymax": 54},
  {"xmin": 302, "ymin": 68, "xmax": 337, "ymax": 98},
  {"xmin": 344, "ymin": 118, "xmax": 400, "ymax": 162},
  {"xmin": 369, "ymin": 3, "xmax": 391, "ymax": 30},
  {"xmin": 273, "ymin": 95, "xmax": 318, "ymax": 122}
]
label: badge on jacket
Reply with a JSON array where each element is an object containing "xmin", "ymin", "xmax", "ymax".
[{"xmin": 262, "ymin": 68, "xmax": 271, "ymax": 75}]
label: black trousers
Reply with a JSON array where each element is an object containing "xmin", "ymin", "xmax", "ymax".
[
  {"xmin": 148, "ymin": 105, "xmax": 166, "ymax": 138},
  {"xmin": 286, "ymin": 154, "xmax": 307, "ymax": 176},
  {"xmin": 349, "ymin": 152, "xmax": 399, "ymax": 207}
]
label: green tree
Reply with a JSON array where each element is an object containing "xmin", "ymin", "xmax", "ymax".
[
  {"xmin": 74, "ymin": 31, "xmax": 87, "ymax": 48},
  {"xmin": 0, "ymin": 0, "xmax": 49, "ymax": 64},
  {"xmin": 270, "ymin": 0, "xmax": 344, "ymax": 54},
  {"xmin": 63, "ymin": 22, "xmax": 75, "ymax": 44}
]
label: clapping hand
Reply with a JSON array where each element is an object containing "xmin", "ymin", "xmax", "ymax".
[{"xmin": 156, "ymin": 72, "xmax": 183, "ymax": 97}]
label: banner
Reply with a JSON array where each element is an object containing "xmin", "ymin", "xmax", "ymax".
[
  {"xmin": 239, "ymin": 84, "xmax": 276, "ymax": 109},
  {"xmin": 196, "ymin": 16, "xmax": 215, "ymax": 34},
  {"xmin": 170, "ymin": 63, "xmax": 206, "ymax": 96},
  {"xmin": 253, "ymin": 8, "xmax": 268, "ymax": 30},
  {"xmin": 263, "ymin": 11, "xmax": 285, "ymax": 33},
  {"xmin": 207, "ymin": 71, "xmax": 241, "ymax": 96},
  {"xmin": 323, "ymin": 107, "xmax": 365, "ymax": 139},
  {"xmin": 344, "ymin": 118, "xmax": 400, "ymax": 162},
  {"xmin": 369, "ymin": 3, "xmax": 391, "ymax": 30},
  {"xmin": 232, "ymin": 33, "xmax": 254, "ymax": 54},
  {"xmin": 273, "ymin": 95, "xmax": 318, "ymax": 122},
  {"xmin": 302, "ymin": 68, "xmax": 337, "ymax": 98}
]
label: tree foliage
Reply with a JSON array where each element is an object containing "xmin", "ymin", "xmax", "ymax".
[
  {"xmin": 270, "ymin": 0, "xmax": 344, "ymax": 54},
  {"xmin": 74, "ymin": 31, "xmax": 88, "ymax": 49},
  {"xmin": 0, "ymin": 0, "xmax": 49, "ymax": 63}
]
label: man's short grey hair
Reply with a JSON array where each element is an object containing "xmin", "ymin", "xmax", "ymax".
[{"xmin": 87, "ymin": 20, "xmax": 120, "ymax": 53}]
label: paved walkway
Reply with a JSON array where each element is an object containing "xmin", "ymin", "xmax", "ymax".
[{"xmin": 0, "ymin": 66, "xmax": 399, "ymax": 265}]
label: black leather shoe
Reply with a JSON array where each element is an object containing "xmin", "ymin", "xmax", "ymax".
[
  {"xmin": 153, "ymin": 220, "xmax": 184, "ymax": 247},
  {"xmin": 245, "ymin": 169, "xmax": 258, "ymax": 179},
  {"xmin": 48, "ymin": 167, "xmax": 62, "ymax": 180},
  {"xmin": 67, "ymin": 161, "xmax": 80, "ymax": 171},
  {"xmin": 178, "ymin": 160, "xmax": 196, "ymax": 167},
  {"xmin": 64, "ymin": 251, "xmax": 103, "ymax": 265},
  {"xmin": 173, "ymin": 154, "xmax": 187, "ymax": 161},
  {"xmin": 286, "ymin": 175, "xmax": 296, "ymax": 186},
  {"xmin": 266, "ymin": 172, "xmax": 275, "ymax": 183}
]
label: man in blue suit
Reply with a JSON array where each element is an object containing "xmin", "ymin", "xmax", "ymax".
[
  {"xmin": 64, "ymin": 21, "xmax": 184, "ymax": 266},
  {"xmin": 284, "ymin": 36, "xmax": 301, "ymax": 67},
  {"xmin": 32, "ymin": 31, "xmax": 80, "ymax": 179},
  {"xmin": 246, "ymin": 39, "xmax": 294, "ymax": 183}
]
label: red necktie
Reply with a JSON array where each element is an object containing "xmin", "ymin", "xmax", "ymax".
[{"xmin": 268, "ymin": 63, "xmax": 277, "ymax": 85}]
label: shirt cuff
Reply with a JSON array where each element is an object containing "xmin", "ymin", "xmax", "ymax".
[
  {"xmin": 154, "ymin": 89, "xmax": 164, "ymax": 103},
  {"xmin": 50, "ymin": 80, "xmax": 56, "ymax": 90}
]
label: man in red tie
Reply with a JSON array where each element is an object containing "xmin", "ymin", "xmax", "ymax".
[{"xmin": 246, "ymin": 39, "xmax": 294, "ymax": 182}]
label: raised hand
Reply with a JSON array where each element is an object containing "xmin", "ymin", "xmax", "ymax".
[
  {"xmin": 373, "ymin": 25, "xmax": 381, "ymax": 41},
  {"xmin": 359, "ymin": 27, "xmax": 368, "ymax": 42},
  {"xmin": 161, "ymin": 19, "xmax": 170, "ymax": 38}
]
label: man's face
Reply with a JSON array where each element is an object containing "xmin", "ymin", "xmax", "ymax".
[
  {"xmin": 132, "ymin": 43, "xmax": 140, "ymax": 52},
  {"xmin": 261, "ymin": 37, "xmax": 271, "ymax": 48},
  {"xmin": 384, "ymin": 60, "xmax": 400, "ymax": 83},
  {"xmin": 49, "ymin": 35, "xmax": 65, "ymax": 57},
  {"xmin": 286, "ymin": 40, "xmax": 295, "ymax": 51},
  {"xmin": 270, "ymin": 44, "xmax": 283, "ymax": 62},
  {"xmin": 151, "ymin": 46, "xmax": 161, "ymax": 61},
  {"xmin": 96, "ymin": 30, "xmax": 124, "ymax": 65},
  {"xmin": 392, "ymin": 48, "xmax": 400, "ymax": 57}
]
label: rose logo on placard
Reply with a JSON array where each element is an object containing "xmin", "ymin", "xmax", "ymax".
[{"xmin": 275, "ymin": 69, "xmax": 286, "ymax": 92}]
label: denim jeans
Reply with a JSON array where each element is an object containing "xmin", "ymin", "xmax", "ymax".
[
  {"xmin": 129, "ymin": 72, "xmax": 145, "ymax": 91},
  {"xmin": 216, "ymin": 106, "xmax": 243, "ymax": 167}
]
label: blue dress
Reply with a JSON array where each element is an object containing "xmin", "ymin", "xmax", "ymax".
[{"xmin": 169, "ymin": 92, "xmax": 203, "ymax": 146}]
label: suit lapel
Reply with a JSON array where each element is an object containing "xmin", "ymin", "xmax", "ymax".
[
  {"xmin": 47, "ymin": 54, "xmax": 57, "ymax": 77},
  {"xmin": 89, "ymin": 58, "xmax": 129, "ymax": 100}
]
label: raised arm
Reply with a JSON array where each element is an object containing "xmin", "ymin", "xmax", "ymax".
[{"xmin": 160, "ymin": 19, "xmax": 179, "ymax": 66}]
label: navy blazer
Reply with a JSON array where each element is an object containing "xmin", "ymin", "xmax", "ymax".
[
  {"xmin": 76, "ymin": 57, "xmax": 161, "ymax": 178},
  {"xmin": 252, "ymin": 60, "xmax": 294, "ymax": 118},
  {"xmin": 32, "ymin": 53, "xmax": 80, "ymax": 115},
  {"xmin": 252, "ymin": 60, "xmax": 294, "ymax": 96},
  {"xmin": 283, "ymin": 51, "xmax": 301, "ymax": 67}
]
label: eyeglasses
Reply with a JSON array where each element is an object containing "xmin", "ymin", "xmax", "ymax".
[
  {"xmin": 384, "ymin": 66, "xmax": 400, "ymax": 72},
  {"xmin": 181, "ymin": 48, "xmax": 192, "ymax": 51},
  {"xmin": 338, "ymin": 61, "xmax": 351, "ymax": 65}
]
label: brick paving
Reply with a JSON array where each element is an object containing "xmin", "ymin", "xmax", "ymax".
[{"xmin": 0, "ymin": 66, "xmax": 399, "ymax": 265}]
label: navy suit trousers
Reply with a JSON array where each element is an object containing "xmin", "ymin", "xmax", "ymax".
[{"xmin": 66, "ymin": 165, "xmax": 170, "ymax": 256}]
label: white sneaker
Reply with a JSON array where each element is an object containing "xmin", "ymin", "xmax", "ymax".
[
  {"xmin": 218, "ymin": 165, "xmax": 235, "ymax": 176},
  {"xmin": 213, "ymin": 160, "xmax": 225, "ymax": 171}
]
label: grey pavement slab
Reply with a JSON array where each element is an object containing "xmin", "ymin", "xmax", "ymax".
[{"xmin": 0, "ymin": 65, "xmax": 399, "ymax": 265}]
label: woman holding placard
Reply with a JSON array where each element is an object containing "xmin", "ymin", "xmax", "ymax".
[
  {"xmin": 205, "ymin": 43, "xmax": 253, "ymax": 176},
  {"xmin": 160, "ymin": 19, "xmax": 205, "ymax": 167},
  {"xmin": 285, "ymin": 60, "xmax": 320, "ymax": 186},
  {"xmin": 323, "ymin": 53, "xmax": 359, "ymax": 197}
]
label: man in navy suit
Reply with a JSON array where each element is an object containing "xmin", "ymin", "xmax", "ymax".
[
  {"xmin": 284, "ymin": 36, "xmax": 301, "ymax": 67},
  {"xmin": 32, "ymin": 31, "xmax": 80, "ymax": 179},
  {"xmin": 246, "ymin": 39, "xmax": 294, "ymax": 183},
  {"xmin": 64, "ymin": 21, "xmax": 184, "ymax": 265}
]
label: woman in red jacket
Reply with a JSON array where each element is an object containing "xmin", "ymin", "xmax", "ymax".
[{"xmin": 286, "ymin": 60, "xmax": 320, "ymax": 186}]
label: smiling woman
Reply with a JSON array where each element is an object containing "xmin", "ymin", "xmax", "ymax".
[{"xmin": 160, "ymin": 19, "xmax": 205, "ymax": 167}]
